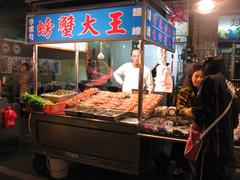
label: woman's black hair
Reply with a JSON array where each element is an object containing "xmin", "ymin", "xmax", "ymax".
[
  {"xmin": 22, "ymin": 63, "xmax": 30, "ymax": 70},
  {"xmin": 203, "ymin": 56, "xmax": 227, "ymax": 78},
  {"xmin": 183, "ymin": 63, "xmax": 202, "ymax": 87}
]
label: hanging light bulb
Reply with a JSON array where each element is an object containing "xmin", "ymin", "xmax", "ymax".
[{"xmin": 195, "ymin": 0, "xmax": 217, "ymax": 14}]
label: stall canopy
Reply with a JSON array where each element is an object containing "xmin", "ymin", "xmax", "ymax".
[
  {"xmin": 25, "ymin": 1, "xmax": 175, "ymax": 52},
  {"xmin": 25, "ymin": 0, "xmax": 176, "ymax": 120}
]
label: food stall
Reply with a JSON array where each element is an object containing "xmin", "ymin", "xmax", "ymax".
[{"xmin": 23, "ymin": 0, "xmax": 196, "ymax": 177}]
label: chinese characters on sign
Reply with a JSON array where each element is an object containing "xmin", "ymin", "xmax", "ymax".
[
  {"xmin": 27, "ymin": 5, "xmax": 143, "ymax": 43},
  {"xmin": 146, "ymin": 6, "xmax": 176, "ymax": 52},
  {"xmin": 37, "ymin": 17, "xmax": 55, "ymax": 39},
  {"xmin": 58, "ymin": 15, "xmax": 75, "ymax": 38}
]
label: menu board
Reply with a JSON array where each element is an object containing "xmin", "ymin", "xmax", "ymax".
[
  {"xmin": 26, "ymin": 5, "xmax": 142, "ymax": 43},
  {"xmin": 145, "ymin": 6, "xmax": 176, "ymax": 52}
]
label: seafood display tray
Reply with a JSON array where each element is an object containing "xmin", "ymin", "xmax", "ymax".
[{"xmin": 64, "ymin": 107, "xmax": 128, "ymax": 121}]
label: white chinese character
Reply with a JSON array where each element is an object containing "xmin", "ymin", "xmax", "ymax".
[
  {"xmin": 132, "ymin": 8, "xmax": 142, "ymax": 16},
  {"xmin": 28, "ymin": 26, "xmax": 34, "ymax": 33},
  {"xmin": 28, "ymin": 33, "xmax": 34, "ymax": 40},
  {"xmin": 147, "ymin": 26, "xmax": 151, "ymax": 37},
  {"xmin": 132, "ymin": 27, "xmax": 141, "ymax": 35},
  {"xmin": 147, "ymin": 9, "xmax": 151, "ymax": 21},
  {"xmin": 28, "ymin": 18, "xmax": 34, "ymax": 26}
]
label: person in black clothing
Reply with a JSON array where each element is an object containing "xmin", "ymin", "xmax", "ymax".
[{"xmin": 192, "ymin": 56, "xmax": 239, "ymax": 180}]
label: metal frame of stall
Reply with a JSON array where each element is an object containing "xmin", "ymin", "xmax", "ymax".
[{"xmin": 25, "ymin": 0, "xmax": 176, "ymax": 175}]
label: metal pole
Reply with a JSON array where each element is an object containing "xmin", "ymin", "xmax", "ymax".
[
  {"xmin": 138, "ymin": 40, "xmax": 144, "ymax": 121},
  {"xmin": 137, "ymin": 1, "xmax": 147, "ymax": 122},
  {"xmin": 75, "ymin": 43, "xmax": 79, "ymax": 91},
  {"xmin": 33, "ymin": 45, "xmax": 38, "ymax": 95}
]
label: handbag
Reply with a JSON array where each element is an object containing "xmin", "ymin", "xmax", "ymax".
[
  {"xmin": 184, "ymin": 85, "xmax": 235, "ymax": 161},
  {"xmin": 184, "ymin": 129, "xmax": 202, "ymax": 161}
]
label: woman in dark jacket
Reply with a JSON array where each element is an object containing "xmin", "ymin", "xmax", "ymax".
[{"xmin": 192, "ymin": 56, "xmax": 239, "ymax": 180}]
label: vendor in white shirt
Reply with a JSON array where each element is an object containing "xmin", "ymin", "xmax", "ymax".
[{"xmin": 113, "ymin": 48, "xmax": 153, "ymax": 93}]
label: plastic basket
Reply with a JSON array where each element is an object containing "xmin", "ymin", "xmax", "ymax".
[{"xmin": 43, "ymin": 102, "xmax": 66, "ymax": 115}]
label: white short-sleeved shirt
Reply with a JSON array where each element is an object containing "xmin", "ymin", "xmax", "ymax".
[{"xmin": 113, "ymin": 62, "xmax": 153, "ymax": 93}]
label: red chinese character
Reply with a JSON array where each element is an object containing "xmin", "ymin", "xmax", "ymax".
[
  {"xmin": 164, "ymin": 35, "xmax": 168, "ymax": 45},
  {"xmin": 80, "ymin": 14, "xmax": 100, "ymax": 36},
  {"xmin": 106, "ymin": 11, "xmax": 126, "ymax": 35},
  {"xmin": 58, "ymin": 15, "xmax": 75, "ymax": 38},
  {"xmin": 37, "ymin": 21, "xmax": 45, "ymax": 36},
  {"xmin": 158, "ymin": 33, "xmax": 163, "ymax": 41},
  {"xmin": 153, "ymin": 14, "xmax": 157, "ymax": 26},
  {"xmin": 37, "ymin": 17, "xmax": 55, "ymax": 39},
  {"xmin": 159, "ymin": 19, "xmax": 163, "ymax": 30},
  {"xmin": 152, "ymin": 28, "xmax": 156, "ymax": 40},
  {"xmin": 44, "ymin": 18, "xmax": 55, "ymax": 39}
]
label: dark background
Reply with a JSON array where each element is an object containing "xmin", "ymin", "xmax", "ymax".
[{"xmin": 0, "ymin": 0, "xmax": 29, "ymax": 40}]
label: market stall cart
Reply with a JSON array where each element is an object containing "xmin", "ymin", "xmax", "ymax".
[{"xmin": 25, "ymin": 0, "xmax": 178, "ymax": 177}]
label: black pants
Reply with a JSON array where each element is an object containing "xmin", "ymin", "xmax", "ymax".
[
  {"xmin": 196, "ymin": 153, "xmax": 231, "ymax": 180},
  {"xmin": 170, "ymin": 142, "xmax": 189, "ymax": 170}
]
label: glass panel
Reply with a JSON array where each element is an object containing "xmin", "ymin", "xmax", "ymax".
[
  {"xmin": 33, "ymin": 41, "xmax": 165, "ymax": 121},
  {"xmin": 37, "ymin": 45, "xmax": 75, "ymax": 94}
]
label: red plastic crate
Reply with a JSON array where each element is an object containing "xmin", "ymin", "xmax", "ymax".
[{"xmin": 43, "ymin": 102, "xmax": 66, "ymax": 115}]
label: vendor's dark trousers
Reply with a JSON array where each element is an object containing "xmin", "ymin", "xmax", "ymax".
[
  {"xmin": 170, "ymin": 142, "xmax": 188, "ymax": 170},
  {"xmin": 196, "ymin": 153, "xmax": 230, "ymax": 180}
]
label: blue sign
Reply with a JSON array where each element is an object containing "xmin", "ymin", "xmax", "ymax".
[
  {"xmin": 145, "ymin": 6, "xmax": 176, "ymax": 52},
  {"xmin": 218, "ymin": 15, "xmax": 240, "ymax": 42},
  {"xmin": 26, "ymin": 5, "xmax": 143, "ymax": 43}
]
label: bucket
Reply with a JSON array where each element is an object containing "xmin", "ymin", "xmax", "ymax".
[{"xmin": 47, "ymin": 157, "xmax": 69, "ymax": 179}]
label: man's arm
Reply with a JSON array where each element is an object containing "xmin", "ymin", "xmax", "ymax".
[
  {"xmin": 113, "ymin": 64, "xmax": 125, "ymax": 85},
  {"xmin": 145, "ymin": 67, "xmax": 154, "ymax": 93}
]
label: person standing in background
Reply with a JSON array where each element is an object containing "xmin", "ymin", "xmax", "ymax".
[
  {"xmin": 19, "ymin": 63, "xmax": 31, "ymax": 98},
  {"xmin": 113, "ymin": 48, "xmax": 153, "ymax": 93},
  {"xmin": 192, "ymin": 56, "xmax": 239, "ymax": 180}
]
